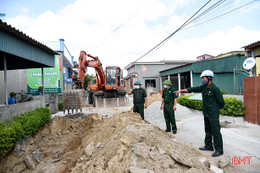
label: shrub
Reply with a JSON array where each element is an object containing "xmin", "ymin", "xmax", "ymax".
[
  {"xmin": 58, "ymin": 101, "xmax": 63, "ymax": 111},
  {"xmin": 221, "ymin": 89, "xmax": 228, "ymax": 95},
  {"xmin": 0, "ymin": 108, "xmax": 51, "ymax": 158},
  {"xmin": 220, "ymin": 97, "xmax": 245, "ymax": 117},
  {"xmin": 177, "ymin": 95, "xmax": 245, "ymax": 117}
]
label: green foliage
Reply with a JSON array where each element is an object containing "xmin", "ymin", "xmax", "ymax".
[
  {"xmin": 177, "ymin": 95, "xmax": 203, "ymax": 111},
  {"xmin": 0, "ymin": 108, "xmax": 51, "ymax": 158},
  {"xmin": 84, "ymin": 74, "xmax": 93, "ymax": 90},
  {"xmin": 58, "ymin": 101, "xmax": 63, "ymax": 111},
  {"xmin": 221, "ymin": 89, "xmax": 228, "ymax": 95},
  {"xmin": 177, "ymin": 95, "xmax": 245, "ymax": 117},
  {"xmin": 220, "ymin": 97, "xmax": 245, "ymax": 117}
]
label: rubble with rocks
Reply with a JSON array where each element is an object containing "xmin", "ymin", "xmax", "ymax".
[{"xmin": 0, "ymin": 110, "xmax": 216, "ymax": 173}]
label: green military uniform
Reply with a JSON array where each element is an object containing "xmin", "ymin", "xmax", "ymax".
[
  {"xmin": 162, "ymin": 86, "xmax": 178, "ymax": 132},
  {"xmin": 187, "ymin": 82, "xmax": 225, "ymax": 153},
  {"xmin": 132, "ymin": 88, "xmax": 147, "ymax": 120}
]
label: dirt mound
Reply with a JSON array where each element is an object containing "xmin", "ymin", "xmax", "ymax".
[
  {"xmin": 147, "ymin": 94, "xmax": 162, "ymax": 107},
  {"xmin": 0, "ymin": 111, "xmax": 212, "ymax": 173}
]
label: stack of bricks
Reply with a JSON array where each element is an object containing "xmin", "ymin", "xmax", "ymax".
[{"xmin": 63, "ymin": 90, "xmax": 86, "ymax": 114}]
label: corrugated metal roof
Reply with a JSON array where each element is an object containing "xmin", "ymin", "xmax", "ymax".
[
  {"xmin": 0, "ymin": 19, "xmax": 57, "ymax": 55},
  {"xmin": 160, "ymin": 51, "xmax": 246, "ymax": 76},
  {"xmin": 243, "ymin": 40, "xmax": 260, "ymax": 49}
]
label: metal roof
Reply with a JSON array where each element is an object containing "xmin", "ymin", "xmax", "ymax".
[
  {"xmin": 0, "ymin": 19, "xmax": 57, "ymax": 55},
  {"xmin": 124, "ymin": 60, "xmax": 194, "ymax": 70},
  {"xmin": 160, "ymin": 51, "xmax": 246, "ymax": 76},
  {"xmin": 0, "ymin": 19, "xmax": 58, "ymax": 70},
  {"xmin": 243, "ymin": 40, "xmax": 260, "ymax": 49}
]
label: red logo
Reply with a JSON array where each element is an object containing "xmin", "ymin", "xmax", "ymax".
[{"xmin": 232, "ymin": 156, "xmax": 252, "ymax": 166}]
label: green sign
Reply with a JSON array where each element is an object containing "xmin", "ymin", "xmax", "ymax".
[{"xmin": 27, "ymin": 55, "xmax": 62, "ymax": 93}]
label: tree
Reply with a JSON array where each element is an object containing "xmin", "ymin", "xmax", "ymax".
[{"xmin": 84, "ymin": 74, "xmax": 93, "ymax": 90}]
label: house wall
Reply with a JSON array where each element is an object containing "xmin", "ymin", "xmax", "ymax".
[
  {"xmin": 135, "ymin": 63, "xmax": 182, "ymax": 92},
  {"xmin": 0, "ymin": 69, "xmax": 27, "ymax": 104},
  {"xmin": 193, "ymin": 72, "xmax": 244, "ymax": 94}
]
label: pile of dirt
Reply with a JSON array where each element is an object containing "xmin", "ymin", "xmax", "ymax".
[
  {"xmin": 147, "ymin": 94, "xmax": 162, "ymax": 107},
  {"xmin": 0, "ymin": 111, "xmax": 214, "ymax": 173}
]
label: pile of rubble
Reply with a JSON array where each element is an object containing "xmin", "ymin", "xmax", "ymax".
[{"xmin": 0, "ymin": 111, "xmax": 225, "ymax": 173}]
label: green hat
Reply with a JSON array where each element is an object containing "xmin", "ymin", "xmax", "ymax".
[{"xmin": 163, "ymin": 80, "xmax": 172, "ymax": 85}]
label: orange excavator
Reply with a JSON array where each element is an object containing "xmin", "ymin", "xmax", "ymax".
[{"xmin": 64, "ymin": 51, "xmax": 128, "ymax": 110}]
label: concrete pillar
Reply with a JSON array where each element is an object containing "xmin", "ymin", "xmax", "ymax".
[
  {"xmin": 41, "ymin": 68, "xmax": 44, "ymax": 95},
  {"xmin": 178, "ymin": 73, "xmax": 181, "ymax": 90},
  {"xmin": 59, "ymin": 38, "xmax": 64, "ymax": 52},
  {"xmin": 168, "ymin": 75, "xmax": 170, "ymax": 80},
  {"xmin": 49, "ymin": 93, "xmax": 58, "ymax": 114},
  {"xmin": 190, "ymin": 71, "xmax": 193, "ymax": 87},
  {"xmin": 160, "ymin": 77, "xmax": 162, "ymax": 91},
  {"xmin": 3, "ymin": 53, "xmax": 8, "ymax": 105}
]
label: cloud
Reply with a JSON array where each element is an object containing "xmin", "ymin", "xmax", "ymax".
[{"xmin": 5, "ymin": 0, "xmax": 260, "ymax": 76}]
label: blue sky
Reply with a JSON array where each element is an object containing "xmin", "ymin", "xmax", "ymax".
[{"xmin": 1, "ymin": 0, "xmax": 260, "ymax": 74}]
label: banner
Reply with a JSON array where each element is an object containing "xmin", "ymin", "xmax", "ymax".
[{"xmin": 27, "ymin": 55, "xmax": 61, "ymax": 93}]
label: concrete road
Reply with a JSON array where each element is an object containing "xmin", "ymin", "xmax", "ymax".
[{"xmin": 145, "ymin": 101, "xmax": 260, "ymax": 173}]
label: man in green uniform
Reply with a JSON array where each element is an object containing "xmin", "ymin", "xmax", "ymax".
[
  {"xmin": 160, "ymin": 80, "xmax": 178, "ymax": 134},
  {"xmin": 175, "ymin": 70, "xmax": 225, "ymax": 157},
  {"xmin": 131, "ymin": 80, "xmax": 147, "ymax": 120}
]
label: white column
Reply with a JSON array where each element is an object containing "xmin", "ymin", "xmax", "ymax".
[
  {"xmin": 3, "ymin": 53, "xmax": 8, "ymax": 105},
  {"xmin": 178, "ymin": 73, "xmax": 181, "ymax": 90},
  {"xmin": 168, "ymin": 75, "xmax": 170, "ymax": 80},
  {"xmin": 160, "ymin": 77, "xmax": 162, "ymax": 91},
  {"xmin": 42, "ymin": 68, "xmax": 44, "ymax": 95},
  {"xmin": 190, "ymin": 71, "xmax": 193, "ymax": 87}
]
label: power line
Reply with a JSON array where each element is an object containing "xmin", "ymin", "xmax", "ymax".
[
  {"xmin": 133, "ymin": 0, "xmax": 212, "ymax": 63},
  {"xmin": 182, "ymin": 0, "xmax": 258, "ymax": 30},
  {"xmin": 95, "ymin": 0, "xmax": 160, "ymax": 49}
]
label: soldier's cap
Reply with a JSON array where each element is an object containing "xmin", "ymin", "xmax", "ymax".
[{"xmin": 163, "ymin": 80, "xmax": 172, "ymax": 85}]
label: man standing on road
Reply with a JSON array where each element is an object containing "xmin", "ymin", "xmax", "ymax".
[
  {"xmin": 175, "ymin": 70, "xmax": 225, "ymax": 157},
  {"xmin": 160, "ymin": 80, "xmax": 178, "ymax": 134},
  {"xmin": 131, "ymin": 80, "xmax": 147, "ymax": 120}
]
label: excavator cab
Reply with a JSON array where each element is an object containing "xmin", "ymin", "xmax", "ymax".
[{"xmin": 105, "ymin": 66, "xmax": 124, "ymax": 90}]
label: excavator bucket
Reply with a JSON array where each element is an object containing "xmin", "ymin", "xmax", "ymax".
[
  {"xmin": 92, "ymin": 96, "xmax": 129, "ymax": 108},
  {"xmin": 63, "ymin": 89, "xmax": 87, "ymax": 114}
]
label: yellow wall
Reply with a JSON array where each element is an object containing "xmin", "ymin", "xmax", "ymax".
[
  {"xmin": 254, "ymin": 47, "xmax": 260, "ymax": 57},
  {"xmin": 256, "ymin": 57, "xmax": 260, "ymax": 76}
]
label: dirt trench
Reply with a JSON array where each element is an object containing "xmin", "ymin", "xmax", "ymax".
[{"xmin": 0, "ymin": 109, "xmax": 213, "ymax": 173}]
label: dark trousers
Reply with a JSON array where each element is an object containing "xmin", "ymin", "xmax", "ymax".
[
  {"xmin": 204, "ymin": 116, "xmax": 223, "ymax": 153},
  {"xmin": 163, "ymin": 104, "xmax": 177, "ymax": 132},
  {"xmin": 133, "ymin": 103, "xmax": 144, "ymax": 120}
]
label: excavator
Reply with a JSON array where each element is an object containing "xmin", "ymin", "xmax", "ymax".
[{"xmin": 63, "ymin": 51, "xmax": 129, "ymax": 113}]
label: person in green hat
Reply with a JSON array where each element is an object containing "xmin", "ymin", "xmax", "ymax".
[
  {"xmin": 160, "ymin": 80, "xmax": 178, "ymax": 134},
  {"xmin": 131, "ymin": 80, "xmax": 147, "ymax": 120}
]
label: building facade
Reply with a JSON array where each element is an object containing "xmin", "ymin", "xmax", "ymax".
[
  {"xmin": 160, "ymin": 51, "xmax": 247, "ymax": 94},
  {"xmin": 0, "ymin": 39, "xmax": 73, "ymax": 104},
  {"xmin": 124, "ymin": 60, "xmax": 194, "ymax": 94},
  {"xmin": 243, "ymin": 40, "xmax": 260, "ymax": 76}
]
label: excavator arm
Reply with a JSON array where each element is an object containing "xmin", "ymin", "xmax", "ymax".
[{"xmin": 76, "ymin": 51, "xmax": 105, "ymax": 89}]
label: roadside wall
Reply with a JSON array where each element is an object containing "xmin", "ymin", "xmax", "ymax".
[
  {"xmin": 243, "ymin": 76, "xmax": 260, "ymax": 125},
  {"xmin": 0, "ymin": 95, "xmax": 45, "ymax": 122}
]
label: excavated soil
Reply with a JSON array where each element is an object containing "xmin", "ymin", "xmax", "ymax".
[{"xmin": 0, "ymin": 110, "xmax": 213, "ymax": 173}]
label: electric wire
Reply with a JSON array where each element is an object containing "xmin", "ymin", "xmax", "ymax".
[
  {"xmin": 133, "ymin": 0, "xmax": 259, "ymax": 62},
  {"xmin": 133, "ymin": 0, "xmax": 212, "ymax": 63},
  {"xmin": 95, "ymin": 0, "xmax": 160, "ymax": 49},
  {"xmin": 182, "ymin": 0, "xmax": 258, "ymax": 30}
]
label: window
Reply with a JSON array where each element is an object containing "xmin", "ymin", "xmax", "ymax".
[
  {"xmin": 145, "ymin": 79, "xmax": 156, "ymax": 88},
  {"xmin": 106, "ymin": 67, "xmax": 117, "ymax": 86},
  {"xmin": 120, "ymin": 70, "xmax": 124, "ymax": 86}
]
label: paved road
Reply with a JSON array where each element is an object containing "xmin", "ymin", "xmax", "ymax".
[{"xmin": 145, "ymin": 101, "xmax": 260, "ymax": 173}]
